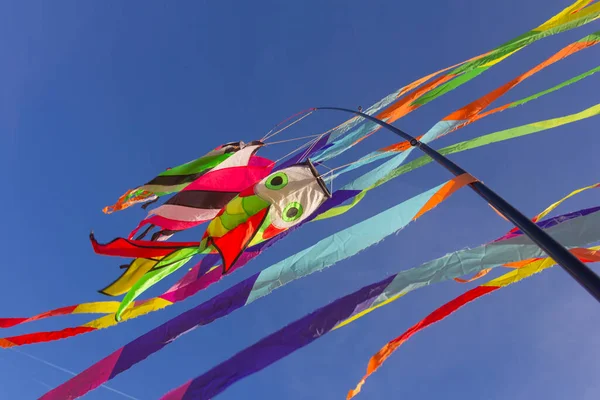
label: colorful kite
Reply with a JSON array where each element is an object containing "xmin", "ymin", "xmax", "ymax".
[
  {"xmin": 2, "ymin": 2, "xmax": 599, "ymax": 399},
  {"xmin": 2, "ymin": 100, "xmax": 599, "ymax": 346},
  {"xmin": 93, "ymin": 160, "xmax": 331, "ymax": 320},
  {"xmin": 95, "ymin": 34, "xmax": 600, "ymax": 317}
]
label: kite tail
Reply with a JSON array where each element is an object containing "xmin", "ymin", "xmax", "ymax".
[
  {"xmin": 0, "ymin": 254, "xmax": 237, "ymax": 348},
  {"xmin": 102, "ymin": 189, "xmax": 157, "ymax": 214},
  {"xmin": 317, "ymin": 102, "xmax": 600, "ymax": 220},
  {"xmin": 455, "ymin": 180, "xmax": 600, "ymax": 283},
  {"xmin": 346, "ymin": 247, "xmax": 600, "ymax": 399},
  {"xmin": 503, "ymin": 182, "xmax": 600, "ymax": 239},
  {"xmin": 99, "ymin": 257, "xmax": 163, "ymax": 297},
  {"xmin": 89, "ymin": 233, "xmax": 201, "ymax": 259},
  {"xmin": 0, "ymin": 302, "xmax": 121, "ymax": 329},
  {"xmin": 115, "ymin": 243, "xmax": 206, "ymax": 321},
  {"xmin": 156, "ymin": 239, "xmax": 600, "ymax": 400},
  {"xmin": 313, "ymin": 0, "xmax": 600, "ymax": 162},
  {"xmin": 334, "ymin": 32, "xmax": 600, "ymax": 177}
]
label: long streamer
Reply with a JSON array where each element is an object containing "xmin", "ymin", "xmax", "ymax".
[
  {"xmin": 154, "ymin": 208, "xmax": 600, "ymax": 400},
  {"xmin": 335, "ymin": 31, "xmax": 600, "ymax": 190},
  {"xmin": 317, "ymin": 102, "xmax": 600, "ymax": 219},
  {"xmin": 450, "ymin": 181, "xmax": 599, "ymax": 283},
  {"xmin": 314, "ymin": 1, "xmax": 600, "ymax": 163},
  {"xmin": 346, "ymin": 247, "xmax": 600, "ymax": 398},
  {"xmin": 335, "ymin": 55, "xmax": 600, "ymax": 178},
  {"xmin": 501, "ymin": 181, "xmax": 600, "ymax": 238}
]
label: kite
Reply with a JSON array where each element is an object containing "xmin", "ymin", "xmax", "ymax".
[
  {"xmin": 96, "ymin": 37, "xmax": 600, "ymax": 317},
  {"xmin": 92, "ymin": 160, "xmax": 332, "ymax": 320},
  {"xmin": 39, "ymin": 204, "xmax": 600, "ymax": 399},
  {"xmin": 3, "ymin": 3, "xmax": 600, "ymax": 399},
  {"xmin": 2, "ymin": 101, "xmax": 599, "ymax": 345}
]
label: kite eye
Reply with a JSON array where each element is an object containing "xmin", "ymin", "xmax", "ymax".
[
  {"xmin": 266, "ymin": 172, "xmax": 288, "ymax": 190},
  {"xmin": 282, "ymin": 202, "xmax": 303, "ymax": 222}
]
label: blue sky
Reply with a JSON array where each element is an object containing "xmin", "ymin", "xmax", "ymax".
[{"xmin": 1, "ymin": 1, "xmax": 599, "ymax": 399}]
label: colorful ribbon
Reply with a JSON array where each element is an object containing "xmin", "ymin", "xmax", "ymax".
[
  {"xmin": 38, "ymin": 204, "xmax": 600, "ymax": 398},
  {"xmin": 346, "ymin": 248, "xmax": 600, "ymax": 398},
  {"xmin": 0, "ymin": 175, "xmax": 473, "ymax": 347},
  {"xmin": 318, "ymin": 102, "xmax": 600, "ymax": 219},
  {"xmin": 314, "ymin": 1, "xmax": 600, "ymax": 163},
  {"xmin": 2, "ymin": 100, "xmax": 599, "ymax": 344},
  {"xmin": 36, "ymin": 175, "xmax": 478, "ymax": 399},
  {"xmin": 153, "ymin": 208, "xmax": 600, "ymax": 400}
]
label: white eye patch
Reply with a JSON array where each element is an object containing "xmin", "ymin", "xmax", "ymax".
[{"xmin": 254, "ymin": 163, "xmax": 329, "ymax": 230}]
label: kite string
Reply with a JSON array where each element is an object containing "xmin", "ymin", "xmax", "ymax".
[
  {"xmin": 321, "ymin": 149, "xmax": 404, "ymax": 183},
  {"xmin": 313, "ymin": 160, "xmax": 335, "ymax": 193},
  {"xmin": 272, "ymin": 122, "xmax": 339, "ymax": 166},
  {"xmin": 262, "ymin": 109, "xmax": 315, "ymax": 141},
  {"xmin": 297, "ymin": 122, "xmax": 342, "ymax": 163},
  {"xmin": 263, "ymin": 133, "xmax": 324, "ymax": 146},
  {"xmin": 297, "ymin": 132, "xmax": 323, "ymax": 162},
  {"xmin": 271, "ymin": 136, "xmax": 321, "ymax": 165}
]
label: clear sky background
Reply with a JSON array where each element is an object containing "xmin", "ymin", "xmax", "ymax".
[{"xmin": 1, "ymin": 1, "xmax": 600, "ymax": 399}]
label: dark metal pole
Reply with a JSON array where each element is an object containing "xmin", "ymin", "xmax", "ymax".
[{"xmin": 316, "ymin": 106, "xmax": 600, "ymax": 303}]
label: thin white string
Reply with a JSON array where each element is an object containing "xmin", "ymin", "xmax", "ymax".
[
  {"xmin": 297, "ymin": 134, "xmax": 321, "ymax": 162},
  {"xmin": 262, "ymin": 111, "xmax": 314, "ymax": 141},
  {"xmin": 315, "ymin": 161, "xmax": 333, "ymax": 170},
  {"xmin": 318, "ymin": 145, "xmax": 403, "ymax": 185},
  {"xmin": 272, "ymin": 136, "xmax": 321, "ymax": 165},
  {"xmin": 263, "ymin": 133, "xmax": 323, "ymax": 146},
  {"xmin": 261, "ymin": 109, "xmax": 315, "ymax": 141},
  {"xmin": 324, "ymin": 149, "xmax": 394, "ymax": 174},
  {"xmin": 296, "ymin": 122, "xmax": 339, "ymax": 162}
]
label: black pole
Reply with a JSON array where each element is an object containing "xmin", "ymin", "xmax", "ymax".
[{"xmin": 315, "ymin": 106, "xmax": 600, "ymax": 303}]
